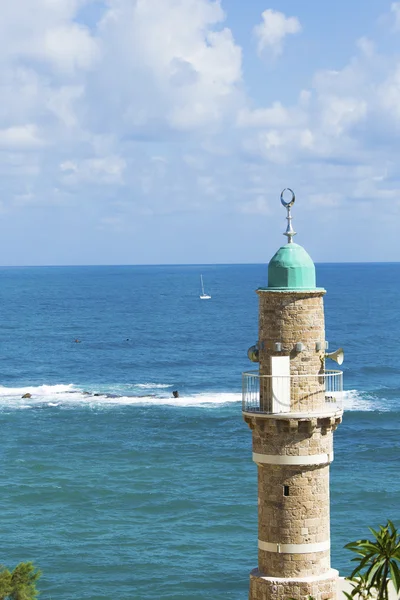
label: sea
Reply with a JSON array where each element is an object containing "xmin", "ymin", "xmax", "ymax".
[{"xmin": 0, "ymin": 263, "xmax": 399, "ymax": 599}]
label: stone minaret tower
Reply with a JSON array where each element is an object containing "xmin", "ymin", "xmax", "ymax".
[{"xmin": 243, "ymin": 190, "xmax": 343, "ymax": 600}]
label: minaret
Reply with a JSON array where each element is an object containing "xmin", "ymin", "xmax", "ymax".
[{"xmin": 243, "ymin": 189, "xmax": 343, "ymax": 600}]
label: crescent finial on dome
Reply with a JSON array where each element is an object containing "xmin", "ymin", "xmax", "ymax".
[{"xmin": 280, "ymin": 188, "xmax": 296, "ymax": 243}]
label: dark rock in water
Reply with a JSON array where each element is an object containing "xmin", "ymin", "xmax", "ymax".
[
  {"xmin": 22, "ymin": 393, "xmax": 32, "ymax": 398},
  {"xmin": 83, "ymin": 391, "xmax": 91, "ymax": 395},
  {"xmin": 93, "ymin": 393, "xmax": 102, "ymax": 397},
  {"xmin": 172, "ymin": 390, "xmax": 179, "ymax": 398}
]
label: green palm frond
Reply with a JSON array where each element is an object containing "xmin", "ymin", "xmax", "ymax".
[{"xmin": 345, "ymin": 520, "xmax": 400, "ymax": 600}]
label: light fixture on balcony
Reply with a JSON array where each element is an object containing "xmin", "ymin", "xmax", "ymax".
[
  {"xmin": 247, "ymin": 343, "xmax": 259, "ymax": 363},
  {"xmin": 295, "ymin": 342, "xmax": 305, "ymax": 352},
  {"xmin": 316, "ymin": 341, "xmax": 322, "ymax": 351},
  {"xmin": 325, "ymin": 341, "xmax": 329, "ymax": 350},
  {"xmin": 274, "ymin": 342, "xmax": 282, "ymax": 352}
]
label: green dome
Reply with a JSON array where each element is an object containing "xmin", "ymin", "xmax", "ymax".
[{"xmin": 267, "ymin": 243, "xmax": 316, "ymax": 290}]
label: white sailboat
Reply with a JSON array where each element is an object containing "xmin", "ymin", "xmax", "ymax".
[{"xmin": 200, "ymin": 275, "xmax": 211, "ymax": 300}]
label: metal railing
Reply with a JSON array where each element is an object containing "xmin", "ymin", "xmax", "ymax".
[{"xmin": 242, "ymin": 369, "xmax": 343, "ymax": 415}]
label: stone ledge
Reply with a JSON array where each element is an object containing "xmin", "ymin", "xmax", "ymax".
[
  {"xmin": 249, "ymin": 568, "xmax": 338, "ymax": 600},
  {"xmin": 248, "ymin": 572, "xmax": 398, "ymax": 599},
  {"xmin": 244, "ymin": 413, "xmax": 343, "ymax": 433},
  {"xmin": 250, "ymin": 567, "xmax": 338, "ymax": 583}
]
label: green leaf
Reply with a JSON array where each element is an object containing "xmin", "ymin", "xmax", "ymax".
[
  {"xmin": 344, "ymin": 520, "xmax": 400, "ymax": 600},
  {"xmin": 9, "ymin": 562, "xmax": 41, "ymax": 600},
  {"xmin": 389, "ymin": 561, "xmax": 400, "ymax": 593},
  {"xmin": 365, "ymin": 561, "xmax": 383, "ymax": 588},
  {"xmin": 0, "ymin": 569, "xmax": 12, "ymax": 600}
]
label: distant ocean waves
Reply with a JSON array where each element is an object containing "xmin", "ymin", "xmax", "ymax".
[
  {"xmin": 0, "ymin": 383, "xmax": 395, "ymax": 412},
  {"xmin": 0, "ymin": 383, "xmax": 240, "ymax": 409}
]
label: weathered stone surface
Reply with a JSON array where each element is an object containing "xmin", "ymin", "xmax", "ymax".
[
  {"xmin": 247, "ymin": 288, "xmax": 342, "ymax": 600},
  {"xmin": 249, "ymin": 569, "xmax": 338, "ymax": 600},
  {"xmin": 257, "ymin": 290, "xmax": 326, "ymax": 413},
  {"xmin": 252, "ymin": 419, "xmax": 333, "ymax": 456}
]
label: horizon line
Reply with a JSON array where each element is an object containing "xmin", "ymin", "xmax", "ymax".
[{"xmin": 0, "ymin": 261, "xmax": 399, "ymax": 268}]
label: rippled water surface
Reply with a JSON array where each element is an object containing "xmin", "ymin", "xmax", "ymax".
[{"xmin": 0, "ymin": 264, "xmax": 399, "ymax": 599}]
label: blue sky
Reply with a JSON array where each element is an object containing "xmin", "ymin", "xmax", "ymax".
[{"xmin": 1, "ymin": 0, "xmax": 399, "ymax": 265}]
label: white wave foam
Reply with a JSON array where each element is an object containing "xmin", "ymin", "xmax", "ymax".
[
  {"xmin": 0, "ymin": 383, "xmax": 241, "ymax": 410},
  {"xmin": 0, "ymin": 384, "xmax": 387, "ymax": 412},
  {"xmin": 135, "ymin": 383, "xmax": 172, "ymax": 389},
  {"xmin": 0, "ymin": 384, "xmax": 76, "ymax": 397},
  {"xmin": 101, "ymin": 392, "xmax": 242, "ymax": 408},
  {"xmin": 343, "ymin": 389, "xmax": 389, "ymax": 412}
]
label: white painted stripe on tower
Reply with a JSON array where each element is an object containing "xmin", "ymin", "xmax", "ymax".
[
  {"xmin": 258, "ymin": 540, "xmax": 330, "ymax": 554},
  {"xmin": 252, "ymin": 452, "xmax": 334, "ymax": 466}
]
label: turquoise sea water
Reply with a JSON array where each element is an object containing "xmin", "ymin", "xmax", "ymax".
[{"xmin": 0, "ymin": 264, "xmax": 399, "ymax": 599}]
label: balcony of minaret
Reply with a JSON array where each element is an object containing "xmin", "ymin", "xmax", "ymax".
[{"xmin": 242, "ymin": 369, "xmax": 343, "ymax": 417}]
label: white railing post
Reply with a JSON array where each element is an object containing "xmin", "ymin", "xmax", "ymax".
[{"xmin": 242, "ymin": 371, "xmax": 343, "ymax": 414}]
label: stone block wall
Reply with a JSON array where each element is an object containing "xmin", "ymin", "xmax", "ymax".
[
  {"xmin": 257, "ymin": 290, "xmax": 326, "ymax": 412},
  {"xmin": 244, "ymin": 415, "xmax": 341, "ymax": 579},
  {"xmin": 249, "ymin": 569, "xmax": 338, "ymax": 600}
]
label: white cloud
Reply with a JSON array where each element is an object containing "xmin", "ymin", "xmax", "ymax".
[
  {"xmin": 13, "ymin": 191, "xmax": 36, "ymax": 206},
  {"xmin": 318, "ymin": 96, "xmax": 368, "ymax": 136},
  {"xmin": 235, "ymin": 13, "xmax": 400, "ymax": 220},
  {"xmin": 46, "ymin": 86, "xmax": 85, "ymax": 128},
  {"xmin": 0, "ymin": 0, "xmax": 99, "ymax": 74},
  {"xmin": 378, "ymin": 65, "xmax": 400, "ymax": 122},
  {"xmin": 391, "ymin": 2, "xmax": 400, "ymax": 29},
  {"xmin": 0, "ymin": 0, "xmax": 400, "ymax": 262},
  {"xmin": 94, "ymin": 0, "xmax": 242, "ymax": 132},
  {"xmin": 0, "ymin": 0, "xmax": 243, "ymax": 218},
  {"xmin": 60, "ymin": 156, "xmax": 126, "ymax": 184},
  {"xmin": 357, "ymin": 37, "xmax": 375, "ymax": 57},
  {"xmin": 237, "ymin": 101, "xmax": 308, "ymax": 130},
  {"xmin": 0, "ymin": 125, "xmax": 44, "ymax": 149},
  {"xmin": 254, "ymin": 9, "xmax": 301, "ymax": 57},
  {"xmin": 43, "ymin": 24, "xmax": 99, "ymax": 74},
  {"xmin": 237, "ymin": 103, "xmax": 290, "ymax": 128}
]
